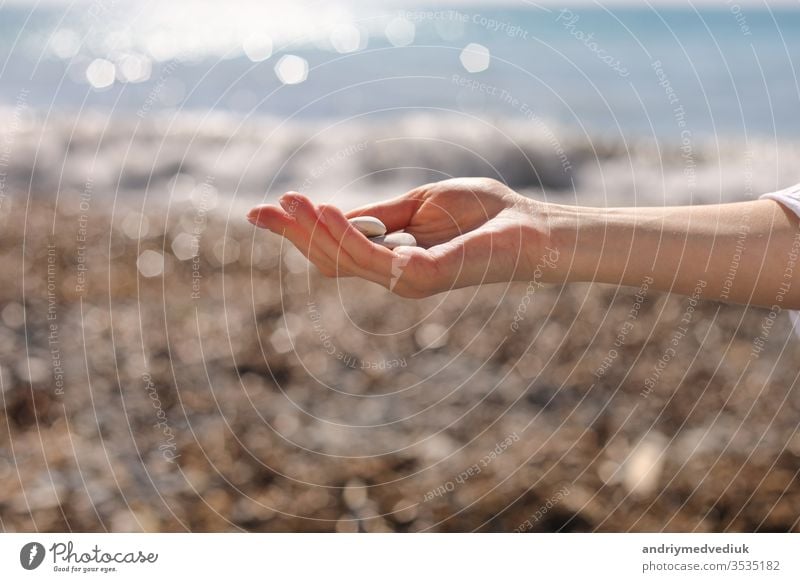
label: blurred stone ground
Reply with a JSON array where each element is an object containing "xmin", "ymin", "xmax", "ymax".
[{"xmin": 0, "ymin": 196, "xmax": 798, "ymax": 532}]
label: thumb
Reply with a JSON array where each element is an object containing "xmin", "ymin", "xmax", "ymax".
[{"xmin": 345, "ymin": 193, "xmax": 423, "ymax": 233}]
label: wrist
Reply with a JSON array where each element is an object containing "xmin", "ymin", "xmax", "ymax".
[
  {"xmin": 526, "ymin": 201, "xmax": 615, "ymax": 285},
  {"xmin": 541, "ymin": 202, "xmax": 664, "ymax": 287}
]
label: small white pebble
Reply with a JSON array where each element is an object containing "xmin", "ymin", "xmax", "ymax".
[
  {"xmin": 212, "ymin": 236, "xmax": 240, "ymax": 265},
  {"xmin": 17, "ymin": 357, "xmax": 50, "ymax": 384},
  {"xmin": 415, "ymin": 323, "xmax": 449, "ymax": 350},
  {"xmin": 171, "ymin": 232, "xmax": 198, "ymax": 261},
  {"xmin": 369, "ymin": 232, "xmax": 416, "ymax": 249},
  {"xmin": 1, "ymin": 303, "xmax": 25, "ymax": 329},
  {"xmin": 137, "ymin": 250, "xmax": 164, "ymax": 278},
  {"xmin": 120, "ymin": 212, "xmax": 149, "ymax": 240},
  {"xmin": 349, "ymin": 216, "xmax": 386, "ymax": 237},
  {"xmin": 343, "ymin": 479, "xmax": 369, "ymax": 510}
]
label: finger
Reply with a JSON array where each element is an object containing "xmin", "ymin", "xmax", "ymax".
[
  {"xmin": 319, "ymin": 204, "xmax": 397, "ymax": 281},
  {"xmin": 325, "ymin": 203, "xmax": 450, "ymax": 296},
  {"xmin": 279, "ymin": 192, "xmax": 330, "ymax": 254},
  {"xmin": 248, "ymin": 200, "xmax": 340, "ymax": 276},
  {"xmin": 279, "ymin": 192, "xmax": 318, "ymax": 230},
  {"xmin": 285, "ymin": 223, "xmax": 344, "ymax": 276},
  {"xmin": 344, "ymin": 193, "xmax": 423, "ymax": 232},
  {"xmin": 247, "ymin": 204, "xmax": 292, "ymax": 233},
  {"xmin": 280, "ymin": 192, "xmax": 368, "ymax": 277}
]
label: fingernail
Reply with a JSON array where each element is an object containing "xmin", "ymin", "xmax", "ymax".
[{"xmin": 247, "ymin": 207, "xmax": 266, "ymax": 226}]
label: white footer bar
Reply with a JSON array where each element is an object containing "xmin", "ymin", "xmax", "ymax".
[{"xmin": 1, "ymin": 533, "xmax": 797, "ymax": 580}]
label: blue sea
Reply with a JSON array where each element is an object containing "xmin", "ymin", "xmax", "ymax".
[
  {"xmin": 1, "ymin": 1, "xmax": 798, "ymax": 136},
  {"xmin": 1, "ymin": 1, "xmax": 799, "ymax": 202}
]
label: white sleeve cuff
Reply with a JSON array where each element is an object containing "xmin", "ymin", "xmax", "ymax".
[
  {"xmin": 759, "ymin": 183, "xmax": 800, "ymax": 339},
  {"xmin": 760, "ymin": 183, "xmax": 800, "ymax": 218}
]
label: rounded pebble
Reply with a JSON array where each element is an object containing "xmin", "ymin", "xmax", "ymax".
[
  {"xmin": 369, "ymin": 232, "xmax": 417, "ymax": 249},
  {"xmin": 349, "ymin": 216, "xmax": 386, "ymax": 237}
]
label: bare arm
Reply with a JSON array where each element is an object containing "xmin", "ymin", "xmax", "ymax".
[
  {"xmin": 545, "ymin": 199, "xmax": 800, "ymax": 308},
  {"xmin": 247, "ymin": 179, "xmax": 800, "ymax": 309}
]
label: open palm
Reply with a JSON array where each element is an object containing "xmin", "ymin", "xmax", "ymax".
[{"xmin": 247, "ymin": 178, "xmax": 549, "ymax": 297}]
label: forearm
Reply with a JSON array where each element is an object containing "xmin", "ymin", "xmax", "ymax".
[{"xmin": 542, "ymin": 199, "xmax": 800, "ymax": 309}]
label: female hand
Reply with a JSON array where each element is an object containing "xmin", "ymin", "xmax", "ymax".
[{"xmin": 247, "ymin": 178, "xmax": 555, "ymax": 298}]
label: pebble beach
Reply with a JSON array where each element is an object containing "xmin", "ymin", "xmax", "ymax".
[{"xmin": 2, "ymin": 182, "xmax": 799, "ymax": 532}]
